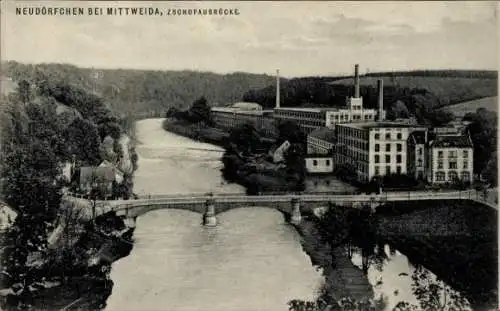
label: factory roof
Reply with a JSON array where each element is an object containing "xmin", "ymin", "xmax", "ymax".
[
  {"xmin": 308, "ymin": 127, "xmax": 336, "ymax": 143},
  {"xmin": 231, "ymin": 102, "xmax": 262, "ymax": 110},
  {"xmin": 337, "ymin": 121, "xmax": 423, "ymax": 130}
]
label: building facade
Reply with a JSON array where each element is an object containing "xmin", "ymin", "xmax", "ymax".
[
  {"xmin": 426, "ymin": 130, "xmax": 474, "ymax": 184},
  {"xmin": 335, "ymin": 122, "xmax": 427, "ymax": 183},
  {"xmin": 305, "ymin": 156, "xmax": 334, "ymax": 174},
  {"xmin": 273, "ymin": 64, "xmax": 385, "ymax": 134},
  {"xmin": 307, "ymin": 127, "xmax": 336, "ymax": 155},
  {"xmin": 407, "ymin": 131, "xmax": 428, "ymax": 180},
  {"xmin": 211, "ymin": 102, "xmax": 276, "ymax": 137}
]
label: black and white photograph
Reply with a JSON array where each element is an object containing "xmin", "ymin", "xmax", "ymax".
[{"xmin": 0, "ymin": 1, "xmax": 498, "ymax": 310}]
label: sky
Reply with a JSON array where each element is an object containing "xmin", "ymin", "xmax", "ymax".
[{"xmin": 1, "ymin": 1, "xmax": 498, "ymax": 77}]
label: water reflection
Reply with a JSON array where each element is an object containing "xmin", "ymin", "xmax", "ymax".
[{"xmin": 347, "ymin": 244, "xmax": 470, "ymax": 311}]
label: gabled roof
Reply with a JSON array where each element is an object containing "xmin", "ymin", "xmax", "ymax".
[
  {"xmin": 308, "ymin": 127, "xmax": 336, "ymax": 143},
  {"xmin": 430, "ymin": 133, "xmax": 473, "ymax": 148},
  {"xmin": 80, "ymin": 166, "xmax": 115, "ymax": 184}
]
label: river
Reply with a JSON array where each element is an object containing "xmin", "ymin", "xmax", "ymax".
[
  {"xmin": 105, "ymin": 118, "xmax": 323, "ymax": 311},
  {"xmin": 105, "ymin": 118, "xmax": 470, "ymax": 311}
]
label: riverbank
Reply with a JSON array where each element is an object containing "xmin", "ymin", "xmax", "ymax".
[
  {"xmin": 375, "ymin": 200, "xmax": 498, "ymax": 310},
  {"xmin": 162, "ymin": 118, "xmax": 304, "ymax": 194},
  {"xmin": 162, "ymin": 118, "xmax": 229, "ymax": 147},
  {"xmin": 0, "ymin": 213, "xmax": 135, "ymax": 310},
  {"xmin": 291, "ymin": 215, "xmax": 378, "ymax": 306}
]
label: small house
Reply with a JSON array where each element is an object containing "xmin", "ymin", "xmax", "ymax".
[{"xmin": 0, "ymin": 204, "xmax": 18, "ymax": 231}]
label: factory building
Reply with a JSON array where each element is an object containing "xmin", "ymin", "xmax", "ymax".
[
  {"xmin": 335, "ymin": 121, "xmax": 427, "ymax": 183},
  {"xmin": 274, "ymin": 64, "xmax": 385, "ymax": 134},
  {"xmin": 210, "ymin": 102, "xmax": 276, "ymax": 137},
  {"xmin": 307, "ymin": 127, "xmax": 336, "ymax": 155}
]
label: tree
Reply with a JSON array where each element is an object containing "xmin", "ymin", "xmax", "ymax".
[
  {"xmin": 464, "ymin": 108, "xmax": 497, "ymax": 180},
  {"xmin": 16, "ymin": 80, "xmax": 32, "ymax": 104},
  {"xmin": 387, "ymin": 100, "xmax": 409, "ymax": 120},
  {"xmin": 410, "ymin": 265, "xmax": 469, "ymax": 311},
  {"xmin": 64, "ymin": 118, "xmax": 102, "ymax": 165},
  {"xmin": 228, "ymin": 123, "xmax": 262, "ymax": 155},
  {"xmin": 188, "ymin": 96, "xmax": 211, "ymax": 124}
]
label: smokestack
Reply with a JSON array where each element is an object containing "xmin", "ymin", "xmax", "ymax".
[
  {"xmin": 276, "ymin": 69, "xmax": 280, "ymax": 109},
  {"xmin": 377, "ymin": 79, "xmax": 384, "ymax": 121},
  {"xmin": 354, "ymin": 64, "xmax": 360, "ymax": 98}
]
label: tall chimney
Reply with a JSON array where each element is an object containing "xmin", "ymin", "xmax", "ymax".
[
  {"xmin": 377, "ymin": 79, "xmax": 384, "ymax": 121},
  {"xmin": 354, "ymin": 64, "xmax": 360, "ymax": 98},
  {"xmin": 276, "ymin": 69, "xmax": 280, "ymax": 109}
]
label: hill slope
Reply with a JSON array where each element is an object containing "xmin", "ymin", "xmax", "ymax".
[
  {"xmin": 1, "ymin": 61, "xmax": 277, "ymax": 116},
  {"xmin": 440, "ymin": 96, "xmax": 497, "ymax": 118}
]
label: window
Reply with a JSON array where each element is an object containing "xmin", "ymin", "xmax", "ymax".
[
  {"xmin": 463, "ymin": 150, "xmax": 469, "ymax": 158},
  {"xmin": 436, "ymin": 171, "xmax": 446, "ymax": 181},
  {"xmin": 461, "ymin": 171, "xmax": 470, "ymax": 181},
  {"xmin": 396, "ymin": 155, "xmax": 402, "ymax": 163},
  {"xmin": 375, "ymin": 144, "xmax": 380, "ymax": 152},
  {"xmin": 463, "ymin": 161, "xmax": 468, "ymax": 169},
  {"xmin": 449, "ymin": 162, "xmax": 457, "ymax": 169},
  {"xmin": 397, "ymin": 133, "xmax": 402, "ymax": 140},
  {"xmin": 384, "ymin": 133, "xmax": 391, "ymax": 140},
  {"xmin": 448, "ymin": 171, "xmax": 458, "ymax": 181},
  {"xmin": 438, "ymin": 160, "xmax": 443, "ymax": 169},
  {"xmin": 386, "ymin": 155, "xmax": 391, "ymax": 163},
  {"xmin": 397, "ymin": 144, "xmax": 402, "ymax": 152},
  {"xmin": 386, "ymin": 144, "xmax": 391, "ymax": 152},
  {"xmin": 438, "ymin": 151, "xmax": 443, "ymax": 158},
  {"xmin": 418, "ymin": 147, "xmax": 423, "ymax": 155},
  {"xmin": 386, "ymin": 166, "xmax": 391, "ymax": 174},
  {"xmin": 313, "ymin": 160, "xmax": 318, "ymax": 166},
  {"xmin": 417, "ymin": 159, "xmax": 423, "ymax": 167},
  {"xmin": 449, "ymin": 151, "xmax": 457, "ymax": 158},
  {"xmin": 326, "ymin": 160, "xmax": 330, "ymax": 166},
  {"xmin": 375, "ymin": 155, "xmax": 380, "ymax": 163},
  {"xmin": 396, "ymin": 166, "xmax": 402, "ymax": 174},
  {"xmin": 374, "ymin": 133, "xmax": 380, "ymax": 139},
  {"xmin": 375, "ymin": 166, "xmax": 380, "ymax": 175}
]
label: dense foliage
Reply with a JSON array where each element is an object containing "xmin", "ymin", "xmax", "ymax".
[
  {"xmin": 463, "ymin": 108, "xmax": 498, "ymax": 185},
  {"xmin": 2, "ymin": 61, "xmax": 276, "ymax": 115},
  {"xmin": 0, "ymin": 76, "xmax": 137, "ymax": 309}
]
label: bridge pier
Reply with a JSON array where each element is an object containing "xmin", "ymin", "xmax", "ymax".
[
  {"xmin": 203, "ymin": 199, "xmax": 217, "ymax": 226},
  {"xmin": 290, "ymin": 198, "xmax": 302, "ymax": 225}
]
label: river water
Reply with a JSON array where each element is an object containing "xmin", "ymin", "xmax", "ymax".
[
  {"xmin": 105, "ymin": 118, "xmax": 469, "ymax": 311},
  {"xmin": 105, "ymin": 119, "xmax": 323, "ymax": 311}
]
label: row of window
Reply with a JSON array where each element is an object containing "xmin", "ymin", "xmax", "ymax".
[
  {"xmin": 435, "ymin": 171, "xmax": 470, "ymax": 181},
  {"xmin": 374, "ymin": 132, "xmax": 403, "ymax": 140},
  {"xmin": 437, "ymin": 150, "xmax": 469, "ymax": 158},
  {"xmin": 437, "ymin": 161, "xmax": 468, "ymax": 169},
  {"xmin": 308, "ymin": 137, "xmax": 334, "ymax": 148},
  {"xmin": 374, "ymin": 143, "xmax": 403, "ymax": 152},
  {"xmin": 374, "ymin": 154, "xmax": 403, "ymax": 164},
  {"xmin": 374, "ymin": 165, "xmax": 403, "ymax": 175},
  {"xmin": 311, "ymin": 159, "xmax": 331, "ymax": 166}
]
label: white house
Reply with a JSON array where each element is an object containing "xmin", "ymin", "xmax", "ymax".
[{"xmin": 0, "ymin": 204, "xmax": 18, "ymax": 231}]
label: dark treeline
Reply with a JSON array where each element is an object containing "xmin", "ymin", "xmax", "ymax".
[
  {"xmin": 363, "ymin": 69, "xmax": 498, "ymax": 79},
  {"xmin": 2, "ymin": 61, "xmax": 276, "ymax": 114},
  {"xmin": 4, "ymin": 62, "xmax": 496, "ymax": 119}
]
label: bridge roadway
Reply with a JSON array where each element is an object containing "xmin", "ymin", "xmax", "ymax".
[{"xmin": 65, "ymin": 189, "xmax": 495, "ymax": 222}]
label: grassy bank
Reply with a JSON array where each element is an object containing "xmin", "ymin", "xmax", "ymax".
[
  {"xmin": 292, "ymin": 215, "xmax": 377, "ymax": 305},
  {"xmin": 162, "ymin": 118, "xmax": 229, "ymax": 147}
]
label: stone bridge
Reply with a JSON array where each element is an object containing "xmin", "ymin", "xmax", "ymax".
[{"xmin": 66, "ymin": 189, "xmax": 494, "ymax": 227}]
